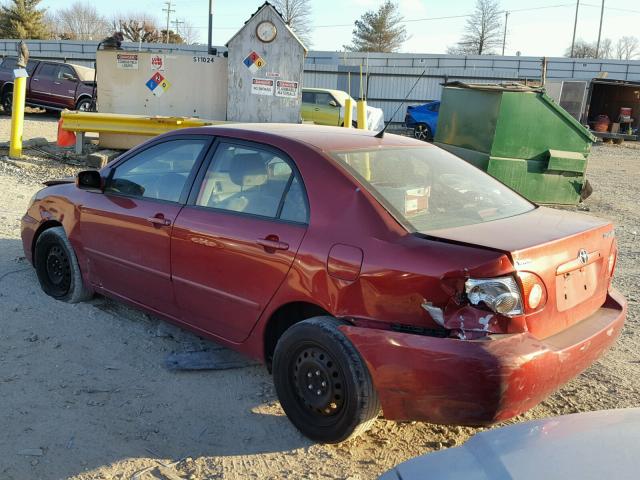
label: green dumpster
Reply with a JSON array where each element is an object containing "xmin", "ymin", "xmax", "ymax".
[{"xmin": 434, "ymin": 82, "xmax": 596, "ymax": 205}]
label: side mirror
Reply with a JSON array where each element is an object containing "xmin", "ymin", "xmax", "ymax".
[
  {"xmin": 76, "ymin": 170, "xmax": 103, "ymax": 190},
  {"xmin": 63, "ymin": 72, "xmax": 76, "ymax": 81},
  {"xmin": 329, "ymin": 100, "xmax": 338, "ymax": 108}
]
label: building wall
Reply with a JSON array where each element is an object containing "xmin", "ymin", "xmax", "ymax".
[{"xmin": 226, "ymin": 7, "xmax": 305, "ymax": 123}]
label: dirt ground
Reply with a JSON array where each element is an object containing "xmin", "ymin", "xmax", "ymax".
[{"xmin": 0, "ymin": 115, "xmax": 638, "ymax": 480}]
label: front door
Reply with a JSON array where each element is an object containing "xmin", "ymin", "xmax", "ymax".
[
  {"xmin": 313, "ymin": 92, "xmax": 341, "ymax": 126},
  {"xmin": 171, "ymin": 140, "xmax": 309, "ymax": 342},
  {"xmin": 80, "ymin": 137, "xmax": 210, "ymax": 316}
]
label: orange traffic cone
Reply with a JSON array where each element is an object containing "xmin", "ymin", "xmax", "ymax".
[{"xmin": 56, "ymin": 118, "xmax": 76, "ymax": 147}]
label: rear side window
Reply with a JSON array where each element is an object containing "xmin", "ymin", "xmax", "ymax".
[
  {"xmin": 195, "ymin": 142, "xmax": 308, "ymax": 223},
  {"xmin": 106, "ymin": 139, "xmax": 207, "ymax": 202},
  {"xmin": 1, "ymin": 58, "xmax": 37, "ymax": 74},
  {"xmin": 302, "ymin": 92, "xmax": 315, "ymax": 103}
]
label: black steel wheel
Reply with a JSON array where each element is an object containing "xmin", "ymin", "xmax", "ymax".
[
  {"xmin": 1, "ymin": 89, "xmax": 12, "ymax": 114},
  {"xmin": 34, "ymin": 226, "xmax": 93, "ymax": 303},
  {"xmin": 273, "ymin": 317, "xmax": 380, "ymax": 443},
  {"xmin": 413, "ymin": 123, "xmax": 433, "ymax": 142}
]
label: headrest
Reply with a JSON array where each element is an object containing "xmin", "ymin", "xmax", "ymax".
[{"xmin": 229, "ymin": 153, "xmax": 268, "ymax": 187}]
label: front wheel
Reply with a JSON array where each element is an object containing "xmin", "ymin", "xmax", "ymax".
[
  {"xmin": 273, "ymin": 317, "xmax": 380, "ymax": 443},
  {"xmin": 75, "ymin": 97, "xmax": 93, "ymax": 112},
  {"xmin": 34, "ymin": 226, "xmax": 93, "ymax": 303}
]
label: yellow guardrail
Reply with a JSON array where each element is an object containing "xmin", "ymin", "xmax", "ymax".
[{"xmin": 60, "ymin": 111, "xmax": 229, "ymax": 136}]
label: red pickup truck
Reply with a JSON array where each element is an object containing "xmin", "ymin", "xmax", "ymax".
[{"xmin": 0, "ymin": 57, "xmax": 95, "ymax": 113}]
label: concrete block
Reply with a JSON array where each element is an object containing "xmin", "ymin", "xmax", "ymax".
[
  {"xmin": 23, "ymin": 137, "xmax": 49, "ymax": 147},
  {"xmin": 86, "ymin": 149, "xmax": 121, "ymax": 169}
]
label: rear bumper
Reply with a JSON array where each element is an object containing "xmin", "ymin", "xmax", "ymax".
[{"xmin": 341, "ymin": 288, "xmax": 627, "ymax": 425}]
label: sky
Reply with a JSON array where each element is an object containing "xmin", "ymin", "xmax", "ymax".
[{"xmin": 37, "ymin": 0, "xmax": 640, "ymax": 57}]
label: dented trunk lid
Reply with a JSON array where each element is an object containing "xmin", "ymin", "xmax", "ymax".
[{"xmin": 425, "ymin": 207, "xmax": 615, "ymax": 338}]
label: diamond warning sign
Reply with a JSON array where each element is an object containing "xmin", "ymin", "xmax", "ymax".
[
  {"xmin": 243, "ymin": 51, "xmax": 266, "ymax": 75},
  {"xmin": 145, "ymin": 72, "xmax": 171, "ymax": 97}
]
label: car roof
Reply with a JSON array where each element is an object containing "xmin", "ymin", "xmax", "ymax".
[
  {"xmin": 303, "ymin": 88, "xmax": 352, "ymax": 102},
  {"xmin": 180, "ymin": 124, "xmax": 425, "ymax": 152}
]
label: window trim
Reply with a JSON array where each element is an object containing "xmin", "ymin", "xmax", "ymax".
[
  {"xmin": 186, "ymin": 137, "xmax": 310, "ymax": 225},
  {"xmin": 103, "ymin": 134, "xmax": 214, "ymax": 205}
]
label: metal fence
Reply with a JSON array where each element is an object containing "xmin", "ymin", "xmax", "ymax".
[{"xmin": 2, "ymin": 40, "xmax": 640, "ymax": 122}]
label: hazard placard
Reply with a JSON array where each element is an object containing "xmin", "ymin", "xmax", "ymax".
[
  {"xmin": 275, "ymin": 80, "xmax": 299, "ymax": 98},
  {"xmin": 251, "ymin": 78, "xmax": 274, "ymax": 96}
]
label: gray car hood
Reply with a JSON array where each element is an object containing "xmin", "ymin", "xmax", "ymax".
[{"xmin": 381, "ymin": 408, "xmax": 640, "ymax": 480}]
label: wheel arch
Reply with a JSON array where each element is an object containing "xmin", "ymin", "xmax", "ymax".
[
  {"xmin": 263, "ymin": 301, "xmax": 332, "ymax": 369},
  {"xmin": 2, "ymin": 82, "xmax": 14, "ymax": 94},
  {"xmin": 75, "ymin": 95, "xmax": 92, "ymax": 108},
  {"xmin": 31, "ymin": 219, "xmax": 64, "ymax": 260}
]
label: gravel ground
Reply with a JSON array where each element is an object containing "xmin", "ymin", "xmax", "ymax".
[{"xmin": 0, "ymin": 129, "xmax": 638, "ymax": 480}]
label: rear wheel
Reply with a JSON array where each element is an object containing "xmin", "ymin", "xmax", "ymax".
[
  {"xmin": 1, "ymin": 88, "xmax": 13, "ymax": 114},
  {"xmin": 273, "ymin": 317, "xmax": 380, "ymax": 443},
  {"xmin": 413, "ymin": 123, "xmax": 433, "ymax": 142},
  {"xmin": 34, "ymin": 226, "xmax": 93, "ymax": 303}
]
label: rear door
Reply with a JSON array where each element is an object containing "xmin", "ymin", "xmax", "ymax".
[
  {"xmin": 171, "ymin": 139, "xmax": 309, "ymax": 342},
  {"xmin": 80, "ymin": 136, "xmax": 211, "ymax": 316},
  {"xmin": 49, "ymin": 64, "xmax": 79, "ymax": 109}
]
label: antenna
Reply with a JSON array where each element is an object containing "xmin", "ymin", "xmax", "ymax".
[{"xmin": 375, "ymin": 69, "xmax": 427, "ymax": 139}]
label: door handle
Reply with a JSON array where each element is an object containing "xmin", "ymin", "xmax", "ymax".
[
  {"xmin": 314, "ymin": 108, "xmax": 320, "ymax": 111},
  {"xmin": 147, "ymin": 215, "xmax": 171, "ymax": 226},
  {"xmin": 257, "ymin": 237, "xmax": 289, "ymax": 251},
  {"xmin": 32, "ymin": 78, "xmax": 39, "ymax": 81},
  {"xmin": 54, "ymin": 81, "xmax": 61, "ymax": 85}
]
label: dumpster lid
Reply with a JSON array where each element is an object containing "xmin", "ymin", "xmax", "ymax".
[{"xmin": 442, "ymin": 81, "xmax": 544, "ymax": 92}]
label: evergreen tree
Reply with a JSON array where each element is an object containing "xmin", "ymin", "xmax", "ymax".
[
  {"xmin": 0, "ymin": 0, "xmax": 49, "ymax": 39},
  {"xmin": 347, "ymin": 1, "xmax": 408, "ymax": 53}
]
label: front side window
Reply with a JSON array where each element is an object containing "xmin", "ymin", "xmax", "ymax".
[
  {"xmin": 58, "ymin": 66, "xmax": 75, "ymax": 81},
  {"xmin": 315, "ymin": 92, "xmax": 335, "ymax": 107},
  {"xmin": 106, "ymin": 139, "xmax": 207, "ymax": 202},
  {"xmin": 195, "ymin": 143, "xmax": 308, "ymax": 222},
  {"xmin": 331, "ymin": 147, "xmax": 534, "ymax": 232}
]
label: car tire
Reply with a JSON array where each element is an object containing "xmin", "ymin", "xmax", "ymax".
[
  {"xmin": 1, "ymin": 88, "xmax": 12, "ymax": 115},
  {"xmin": 414, "ymin": 123, "xmax": 433, "ymax": 142},
  {"xmin": 75, "ymin": 98, "xmax": 92, "ymax": 112},
  {"xmin": 273, "ymin": 316, "xmax": 380, "ymax": 443},
  {"xmin": 34, "ymin": 226, "xmax": 93, "ymax": 303}
]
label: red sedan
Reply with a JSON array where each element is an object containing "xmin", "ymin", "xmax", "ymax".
[{"xmin": 22, "ymin": 125, "xmax": 626, "ymax": 443}]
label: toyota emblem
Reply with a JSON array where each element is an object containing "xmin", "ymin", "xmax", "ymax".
[{"xmin": 578, "ymin": 249, "xmax": 589, "ymax": 264}]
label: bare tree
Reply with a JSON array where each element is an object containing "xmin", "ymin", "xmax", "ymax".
[
  {"xmin": 347, "ymin": 1, "xmax": 408, "ymax": 53},
  {"xmin": 178, "ymin": 19, "xmax": 200, "ymax": 44},
  {"xmin": 272, "ymin": 0, "xmax": 312, "ymax": 47},
  {"xmin": 111, "ymin": 13, "xmax": 161, "ymax": 43},
  {"xmin": 448, "ymin": 0, "xmax": 502, "ymax": 55},
  {"xmin": 616, "ymin": 36, "xmax": 640, "ymax": 60},
  {"xmin": 565, "ymin": 38, "xmax": 614, "ymax": 59},
  {"xmin": 50, "ymin": 1, "xmax": 110, "ymax": 40},
  {"xmin": 598, "ymin": 38, "xmax": 613, "ymax": 59}
]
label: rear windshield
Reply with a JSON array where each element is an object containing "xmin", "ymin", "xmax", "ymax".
[{"xmin": 331, "ymin": 146, "xmax": 534, "ymax": 232}]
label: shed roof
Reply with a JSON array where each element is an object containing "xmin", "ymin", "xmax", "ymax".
[{"xmin": 225, "ymin": 1, "xmax": 308, "ymax": 53}]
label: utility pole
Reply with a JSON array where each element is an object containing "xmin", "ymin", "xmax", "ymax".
[
  {"xmin": 570, "ymin": 0, "xmax": 579, "ymax": 57},
  {"xmin": 172, "ymin": 18, "xmax": 184, "ymax": 40},
  {"xmin": 208, "ymin": 0, "xmax": 215, "ymax": 54},
  {"xmin": 595, "ymin": 0, "xmax": 605, "ymax": 58},
  {"xmin": 502, "ymin": 11, "xmax": 509, "ymax": 56},
  {"xmin": 163, "ymin": 0, "xmax": 175, "ymax": 44}
]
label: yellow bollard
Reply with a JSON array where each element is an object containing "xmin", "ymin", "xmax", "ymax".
[
  {"xmin": 9, "ymin": 75, "xmax": 27, "ymax": 158},
  {"xmin": 343, "ymin": 98, "xmax": 353, "ymax": 128},
  {"xmin": 357, "ymin": 99, "xmax": 367, "ymax": 130}
]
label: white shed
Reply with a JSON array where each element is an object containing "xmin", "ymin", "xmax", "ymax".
[{"xmin": 226, "ymin": 2, "xmax": 307, "ymax": 123}]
